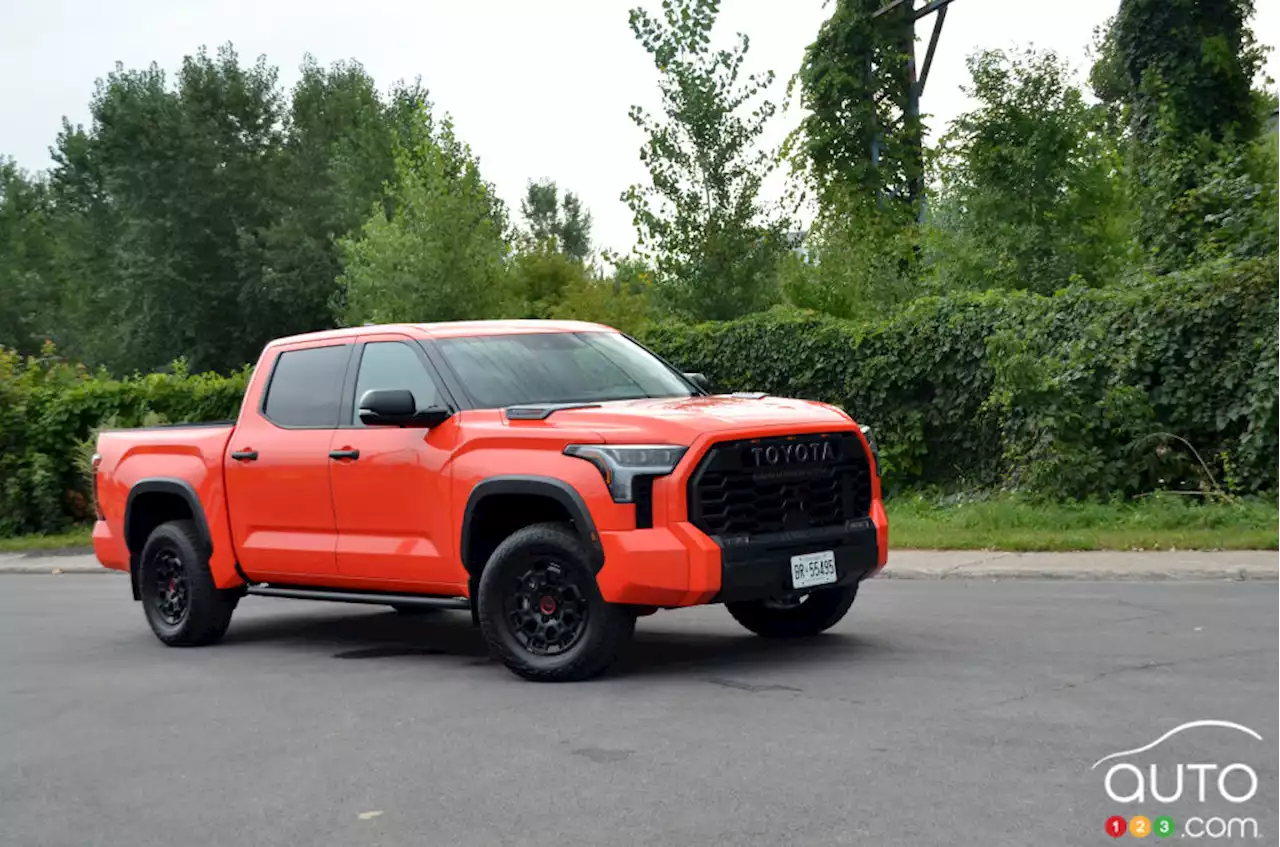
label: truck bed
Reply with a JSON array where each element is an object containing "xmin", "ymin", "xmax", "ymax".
[{"xmin": 92, "ymin": 423, "xmax": 237, "ymax": 577}]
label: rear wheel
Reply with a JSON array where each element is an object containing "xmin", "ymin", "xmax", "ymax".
[
  {"xmin": 477, "ymin": 523, "xmax": 634, "ymax": 682},
  {"xmin": 138, "ymin": 520, "xmax": 237, "ymax": 646},
  {"xmin": 726, "ymin": 583, "xmax": 859, "ymax": 638}
]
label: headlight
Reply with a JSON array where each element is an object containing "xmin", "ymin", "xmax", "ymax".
[
  {"xmin": 564, "ymin": 444, "xmax": 688, "ymax": 503},
  {"xmin": 859, "ymin": 424, "xmax": 880, "ymax": 477}
]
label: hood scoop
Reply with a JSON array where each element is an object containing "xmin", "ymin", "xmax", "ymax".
[{"xmin": 505, "ymin": 402, "xmax": 603, "ymax": 421}]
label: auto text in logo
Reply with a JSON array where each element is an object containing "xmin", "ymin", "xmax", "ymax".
[{"xmin": 1093, "ymin": 720, "xmax": 1264, "ymax": 840}]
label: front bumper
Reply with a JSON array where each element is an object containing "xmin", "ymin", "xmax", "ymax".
[
  {"xmin": 595, "ymin": 500, "xmax": 887, "ymax": 608},
  {"xmin": 713, "ymin": 517, "xmax": 879, "ymax": 604}
]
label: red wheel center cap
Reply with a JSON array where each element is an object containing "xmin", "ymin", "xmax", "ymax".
[
  {"xmin": 539, "ymin": 595, "xmax": 557, "ymax": 615},
  {"xmin": 167, "ymin": 578, "xmax": 176, "ymax": 593}
]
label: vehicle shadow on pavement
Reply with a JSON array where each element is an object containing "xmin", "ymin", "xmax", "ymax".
[
  {"xmin": 218, "ymin": 605, "xmax": 887, "ymax": 678},
  {"xmin": 220, "ymin": 608, "xmax": 490, "ymax": 659},
  {"xmin": 619, "ymin": 629, "xmax": 885, "ymax": 680}
]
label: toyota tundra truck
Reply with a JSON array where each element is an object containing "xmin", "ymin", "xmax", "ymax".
[{"xmin": 91, "ymin": 320, "xmax": 888, "ymax": 681}]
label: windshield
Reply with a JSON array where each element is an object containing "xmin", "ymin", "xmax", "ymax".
[{"xmin": 436, "ymin": 332, "xmax": 695, "ymax": 408}]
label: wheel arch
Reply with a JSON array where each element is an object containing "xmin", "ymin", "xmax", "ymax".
[
  {"xmin": 460, "ymin": 476, "xmax": 604, "ymax": 579},
  {"xmin": 124, "ymin": 478, "xmax": 213, "ymax": 601}
]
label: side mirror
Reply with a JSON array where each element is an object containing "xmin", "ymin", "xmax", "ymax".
[
  {"xmin": 358, "ymin": 389, "xmax": 452, "ymax": 428},
  {"xmin": 684, "ymin": 372, "xmax": 711, "ymax": 394}
]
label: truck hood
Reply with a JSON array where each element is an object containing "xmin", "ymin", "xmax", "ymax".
[{"xmin": 531, "ymin": 394, "xmax": 854, "ymax": 445}]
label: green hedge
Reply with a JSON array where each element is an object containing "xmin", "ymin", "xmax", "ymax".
[
  {"xmin": 642, "ymin": 257, "xmax": 1278, "ymax": 499},
  {"xmin": 1, "ymin": 257, "xmax": 1275, "ymax": 536},
  {"xmin": 0, "ymin": 350, "xmax": 249, "ymax": 536}
]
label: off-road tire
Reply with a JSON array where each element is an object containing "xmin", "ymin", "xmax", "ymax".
[
  {"xmin": 138, "ymin": 520, "xmax": 238, "ymax": 647},
  {"xmin": 477, "ymin": 523, "xmax": 635, "ymax": 682},
  {"xmin": 726, "ymin": 583, "xmax": 859, "ymax": 638}
]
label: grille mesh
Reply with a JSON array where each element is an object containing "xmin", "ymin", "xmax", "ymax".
[{"xmin": 688, "ymin": 432, "xmax": 872, "ymax": 538}]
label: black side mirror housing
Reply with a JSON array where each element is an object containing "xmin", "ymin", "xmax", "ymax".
[
  {"xmin": 358, "ymin": 389, "xmax": 451, "ymax": 428},
  {"xmin": 684, "ymin": 372, "xmax": 712, "ymax": 394}
]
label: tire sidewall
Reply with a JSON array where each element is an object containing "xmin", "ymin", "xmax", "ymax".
[
  {"xmin": 477, "ymin": 526, "xmax": 622, "ymax": 679},
  {"xmin": 728, "ymin": 583, "xmax": 859, "ymax": 638},
  {"xmin": 139, "ymin": 525, "xmax": 198, "ymax": 641}
]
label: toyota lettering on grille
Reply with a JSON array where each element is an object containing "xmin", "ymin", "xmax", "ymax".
[{"xmin": 746, "ymin": 440, "xmax": 838, "ymax": 467}]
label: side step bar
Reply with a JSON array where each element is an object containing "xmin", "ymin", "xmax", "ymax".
[{"xmin": 246, "ymin": 585, "xmax": 470, "ymax": 610}]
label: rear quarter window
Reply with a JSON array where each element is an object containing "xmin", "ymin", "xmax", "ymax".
[{"xmin": 262, "ymin": 345, "xmax": 350, "ymax": 427}]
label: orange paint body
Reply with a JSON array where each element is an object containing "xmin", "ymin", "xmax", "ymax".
[{"xmin": 93, "ymin": 321, "xmax": 887, "ymax": 606}]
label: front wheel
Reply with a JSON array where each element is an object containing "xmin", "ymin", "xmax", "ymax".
[
  {"xmin": 477, "ymin": 523, "xmax": 635, "ymax": 682},
  {"xmin": 726, "ymin": 583, "xmax": 859, "ymax": 638},
  {"xmin": 138, "ymin": 520, "xmax": 238, "ymax": 647}
]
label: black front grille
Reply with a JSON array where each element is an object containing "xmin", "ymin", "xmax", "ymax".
[{"xmin": 688, "ymin": 431, "xmax": 872, "ymax": 539}]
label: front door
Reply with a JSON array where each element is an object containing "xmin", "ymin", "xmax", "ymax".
[
  {"xmin": 328, "ymin": 336, "xmax": 462, "ymax": 593},
  {"xmin": 224, "ymin": 342, "xmax": 352, "ymax": 579}
]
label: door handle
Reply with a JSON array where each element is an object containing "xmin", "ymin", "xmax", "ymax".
[
  {"xmin": 329, "ymin": 449, "xmax": 360, "ymax": 461},
  {"xmin": 231, "ymin": 450, "xmax": 258, "ymax": 462}
]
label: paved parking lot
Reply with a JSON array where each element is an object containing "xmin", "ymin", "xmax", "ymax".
[{"xmin": 2, "ymin": 575, "xmax": 1276, "ymax": 846}]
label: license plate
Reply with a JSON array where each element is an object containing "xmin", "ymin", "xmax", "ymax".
[{"xmin": 790, "ymin": 551, "xmax": 837, "ymax": 589}]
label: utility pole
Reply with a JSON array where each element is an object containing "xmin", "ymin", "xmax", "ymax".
[{"xmin": 871, "ymin": 0, "xmax": 958, "ymax": 220}]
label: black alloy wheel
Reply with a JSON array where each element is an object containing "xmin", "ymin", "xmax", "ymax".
[
  {"xmin": 150, "ymin": 547, "xmax": 189, "ymax": 626},
  {"xmin": 503, "ymin": 560, "xmax": 589, "ymax": 656}
]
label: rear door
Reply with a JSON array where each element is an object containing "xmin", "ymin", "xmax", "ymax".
[
  {"xmin": 328, "ymin": 333, "xmax": 463, "ymax": 592},
  {"xmin": 225, "ymin": 341, "xmax": 352, "ymax": 579}
]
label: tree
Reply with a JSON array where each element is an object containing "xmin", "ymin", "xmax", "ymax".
[
  {"xmin": 256, "ymin": 58, "xmax": 421, "ymax": 343},
  {"xmin": 1106, "ymin": 0, "xmax": 1267, "ymax": 267},
  {"xmin": 623, "ymin": 0, "xmax": 789, "ymax": 321},
  {"xmin": 46, "ymin": 44, "xmax": 285, "ymax": 373},
  {"xmin": 519, "ymin": 178, "xmax": 593, "ymax": 261},
  {"xmin": 336, "ymin": 100, "xmax": 511, "ymax": 325},
  {"xmin": 790, "ymin": 0, "xmax": 920, "ymax": 216},
  {"xmin": 0, "ymin": 159, "xmax": 56, "ymax": 355},
  {"xmin": 926, "ymin": 48, "xmax": 1131, "ymax": 294}
]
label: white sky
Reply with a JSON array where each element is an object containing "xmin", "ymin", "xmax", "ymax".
[{"xmin": 2, "ymin": 0, "xmax": 1277, "ymax": 257}]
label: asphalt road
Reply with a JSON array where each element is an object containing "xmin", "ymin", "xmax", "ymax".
[{"xmin": 2, "ymin": 575, "xmax": 1276, "ymax": 847}]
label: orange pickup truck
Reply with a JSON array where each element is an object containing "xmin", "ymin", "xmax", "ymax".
[{"xmin": 92, "ymin": 320, "xmax": 887, "ymax": 680}]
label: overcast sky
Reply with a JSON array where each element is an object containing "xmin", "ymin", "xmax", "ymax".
[{"xmin": 2, "ymin": 0, "xmax": 1276, "ymax": 256}]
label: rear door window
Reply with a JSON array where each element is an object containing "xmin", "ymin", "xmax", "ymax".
[{"xmin": 262, "ymin": 344, "xmax": 351, "ymax": 427}]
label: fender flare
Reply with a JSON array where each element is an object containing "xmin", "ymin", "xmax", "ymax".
[
  {"xmin": 124, "ymin": 478, "xmax": 213, "ymax": 558},
  {"xmin": 460, "ymin": 476, "xmax": 604, "ymax": 573}
]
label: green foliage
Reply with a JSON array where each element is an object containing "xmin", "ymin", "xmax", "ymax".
[
  {"xmin": 546, "ymin": 273, "xmax": 657, "ymax": 337},
  {"xmin": 0, "ymin": 158, "xmax": 56, "ymax": 356},
  {"xmin": 255, "ymin": 60, "xmax": 424, "ymax": 343},
  {"xmin": 789, "ymin": 0, "xmax": 921, "ymax": 212},
  {"xmin": 335, "ymin": 100, "xmax": 512, "ymax": 325},
  {"xmin": 19, "ymin": 45, "xmax": 422, "ymax": 374},
  {"xmin": 519, "ymin": 178, "xmax": 594, "ymax": 262},
  {"xmin": 644, "ymin": 257, "xmax": 1278, "ymax": 500},
  {"xmin": 623, "ymin": 0, "xmax": 790, "ymax": 321},
  {"xmin": 779, "ymin": 193, "xmax": 922, "ymax": 318},
  {"xmin": 1108, "ymin": 0, "xmax": 1267, "ymax": 267},
  {"xmin": 49, "ymin": 45, "xmax": 285, "ymax": 374},
  {"xmin": 926, "ymin": 48, "xmax": 1132, "ymax": 294},
  {"xmin": 507, "ymin": 247, "xmax": 594, "ymax": 317},
  {"xmin": 0, "ymin": 344, "xmax": 248, "ymax": 536}
]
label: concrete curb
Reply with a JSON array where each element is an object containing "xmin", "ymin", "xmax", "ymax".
[{"xmin": 873, "ymin": 549, "xmax": 1278, "ymax": 581}]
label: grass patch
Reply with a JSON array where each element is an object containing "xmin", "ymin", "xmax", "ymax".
[
  {"xmin": 0, "ymin": 528, "xmax": 93, "ymax": 553},
  {"xmin": 886, "ymin": 493, "xmax": 1278, "ymax": 551}
]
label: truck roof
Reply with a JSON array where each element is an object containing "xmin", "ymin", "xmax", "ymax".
[{"xmin": 267, "ymin": 319, "xmax": 617, "ymax": 347}]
